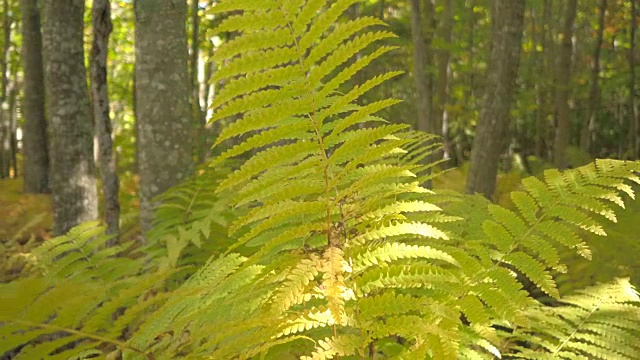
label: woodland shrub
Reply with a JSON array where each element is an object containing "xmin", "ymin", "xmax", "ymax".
[{"xmin": 2, "ymin": 0, "xmax": 640, "ymax": 359}]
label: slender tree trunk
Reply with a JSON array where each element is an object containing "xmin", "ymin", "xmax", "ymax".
[
  {"xmin": 630, "ymin": 0, "xmax": 638, "ymax": 160},
  {"xmin": 435, "ymin": 0, "xmax": 453, "ymax": 160},
  {"xmin": 410, "ymin": 0, "xmax": 434, "ymax": 134},
  {"xmin": 534, "ymin": 0, "xmax": 551, "ymax": 159},
  {"xmin": 200, "ymin": 0, "xmax": 216, "ymax": 124},
  {"xmin": 8, "ymin": 79, "xmax": 16, "ymax": 177},
  {"xmin": 91, "ymin": 0, "xmax": 120, "ymax": 240},
  {"xmin": 202, "ymin": 53, "xmax": 215, "ymax": 123},
  {"xmin": 21, "ymin": 0, "xmax": 49, "ymax": 193},
  {"xmin": 465, "ymin": 0, "xmax": 525, "ymax": 199},
  {"xmin": 423, "ymin": 0, "xmax": 436, "ymax": 134},
  {"xmin": 0, "ymin": 0, "xmax": 11, "ymax": 179},
  {"xmin": 580, "ymin": 0, "xmax": 606, "ymax": 154},
  {"xmin": 190, "ymin": 0, "xmax": 206, "ymax": 161},
  {"xmin": 552, "ymin": 0, "xmax": 578, "ymax": 169},
  {"xmin": 135, "ymin": 0, "xmax": 193, "ymax": 235},
  {"xmin": 43, "ymin": 0, "xmax": 98, "ymax": 236},
  {"xmin": 618, "ymin": 95, "xmax": 625, "ymax": 158}
]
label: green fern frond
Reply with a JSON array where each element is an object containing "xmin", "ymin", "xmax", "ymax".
[
  {"xmin": 149, "ymin": 164, "xmax": 235, "ymax": 267},
  {"xmin": 0, "ymin": 222, "xmax": 169, "ymax": 359},
  {"xmin": 351, "ymin": 242, "xmax": 458, "ymax": 273},
  {"xmin": 504, "ymin": 278, "xmax": 640, "ymax": 359},
  {"xmin": 300, "ymin": 334, "xmax": 362, "ymax": 360},
  {"xmin": 348, "ymin": 221, "xmax": 448, "ymax": 247}
]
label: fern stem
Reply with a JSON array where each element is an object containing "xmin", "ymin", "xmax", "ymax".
[
  {"xmin": 552, "ymin": 294, "xmax": 605, "ymax": 355},
  {"xmin": 10, "ymin": 319, "xmax": 153, "ymax": 359},
  {"xmin": 283, "ymin": 11, "xmax": 334, "ymax": 246}
]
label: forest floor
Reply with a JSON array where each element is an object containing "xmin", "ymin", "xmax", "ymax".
[{"xmin": 0, "ymin": 178, "xmax": 52, "ymax": 282}]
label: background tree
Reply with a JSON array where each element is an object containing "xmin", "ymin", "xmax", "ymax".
[
  {"xmin": 0, "ymin": 0, "xmax": 15, "ymax": 179},
  {"xmin": 91, "ymin": 0, "xmax": 120, "ymax": 239},
  {"xmin": 580, "ymin": 0, "xmax": 607, "ymax": 153},
  {"xmin": 43, "ymin": 0, "xmax": 98, "ymax": 236},
  {"xmin": 435, "ymin": 0, "xmax": 453, "ymax": 159},
  {"xmin": 552, "ymin": 0, "xmax": 578, "ymax": 169},
  {"xmin": 630, "ymin": 0, "xmax": 638, "ymax": 160},
  {"xmin": 134, "ymin": 0, "xmax": 192, "ymax": 234},
  {"xmin": 189, "ymin": 0, "xmax": 206, "ymax": 161},
  {"xmin": 21, "ymin": 0, "xmax": 48, "ymax": 193},
  {"xmin": 409, "ymin": 0, "xmax": 434, "ymax": 135},
  {"xmin": 465, "ymin": 0, "xmax": 525, "ymax": 199}
]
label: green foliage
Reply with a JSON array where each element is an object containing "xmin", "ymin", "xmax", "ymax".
[
  {"xmin": 148, "ymin": 164, "xmax": 236, "ymax": 268},
  {"xmin": 0, "ymin": 222, "xmax": 170, "ymax": 359},
  {"xmin": 2, "ymin": 1, "xmax": 640, "ymax": 359},
  {"xmin": 503, "ymin": 278, "xmax": 640, "ymax": 359}
]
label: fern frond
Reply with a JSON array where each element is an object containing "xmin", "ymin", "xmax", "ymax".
[
  {"xmin": 504, "ymin": 278, "xmax": 640, "ymax": 359},
  {"xmin": 0, "ymin": 223, "xmax": 169, "ymax": 359},
  {"xmin": 300, "ymin": 334, "xmax": 362, "ymax": 360},
  {"xmin": 351, "ymin": 242, "xmax": 458, "ymax": 273},
  {"xmin": 348, "ymin": 221, "xmax": 448, "ymax": 247}
]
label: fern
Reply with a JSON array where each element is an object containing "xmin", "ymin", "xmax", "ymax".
[
  {"xmin": 148, "ymin": 163, "xmax": 236, "ymax": 268},
  {"xmin": 502, "ymin": 278, "xmax": 640, "ymax": 359},
  {"xmin": 0, "ymin": 222, "xmax": 170, "ymax": 359},
  {"xmin": 3, "ymin": 1, "xmax": 640, "ymax": 359},
  {"xmin": 128, "ymin": 1, "xmax": 640, "ymax": 358}
]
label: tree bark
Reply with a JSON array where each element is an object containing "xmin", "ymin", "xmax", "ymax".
[
  {"xmin": 8, "ymin": 77, "xmax": 17, "ymax": 177},
  {"xmin": 630, "ymin": 0, "xmax": 638, "ymax": 160},
  {"xmin": 465, "ymin": 0, "xmax": 525, "ymax": 199},
  {"xmin": 435, "ymin": 0, "xmax": 453, "ymax": 159},
  {"xmin": 410, "ymin": 0, "xmax": 434, "ymax": 134},
  {"xmin": 43, "ymin": 0, "xmax": 98, "ymax": 236},
  {"xmin": 21, "ymin": 0, "xmax": 49, "ymax": 193},
  {"xmin": 135, "ymin": 0, "xmax": 193, "ymax": 235},
  {"xmin": 190, "ymin": 0, "xmax": 206, "ymax": 161},
  {"xmin": 91, "ymin": 0, "xmax": 120, "ymax": 240},
  {"xmin": 0, "ymin": 0, "xmax": 12, "ymax": 179},
  {"xmin": 534, "ymin": 0, "xmax": 552, "ymax": 159},
  {"xmin": 552, "ymin": 0, "xmax": 578, "ymax": 169},
  {"xmin": 580, "ymin": 0, "xmax": 606, "ymax": 154}
]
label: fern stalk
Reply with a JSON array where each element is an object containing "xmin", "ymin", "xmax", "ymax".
[{"xmin": 10, "ymin": 320, "xmax": 152, "ymax": 358}]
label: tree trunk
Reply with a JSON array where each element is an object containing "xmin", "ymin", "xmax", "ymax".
[
  {"xmin": 630, "ymin": 0, "xmax": 638, "ymax": 160},
  {"xmin": 0, "ymin": 0, "xmax": 12, "ymax": 179},
  {"xmin": 21, "ymin": 0, "xmax": 49, "ymax": 193},
  {"xmin": 200, "ymin": 0, "xmax": 216, "ymax": 126},
  {"xmin": 43, "ymin": 0, "xmax": 98, "ymax": 236},
  {"xmin": 435, "ymin": 0, "xmax": 453, "ymax": 160},
  {"xmin": 534, "ymin": 0, "xmax": 552, "ymax": 159},
  {"xmin": 465, "ymin": 0, "xmax": 525, "ymax": 199},
  {"xmin": 552, "ymin": 0, "xmax": 578, "ymax": 169},
  {"xmin": 190, "ymin": 0, "xmax": 206, "ymax": 161},
  {"xmin": 410, "ymin": 0, "xmax": 434, "ymax": 134},
  {"xmin": 135, "ymin": 0, "xmax": 193, "ymax": 235},
  {"xmin": 8, "ymin": 78, "xmax": 17, "ymax": 177},
  {"xmin": 580, "ymin": 0, "xmax": 606, "ymax": 154},
  {"xmin": 91, "ymin": 0, "xmax": 120, "ymax": 240}
]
